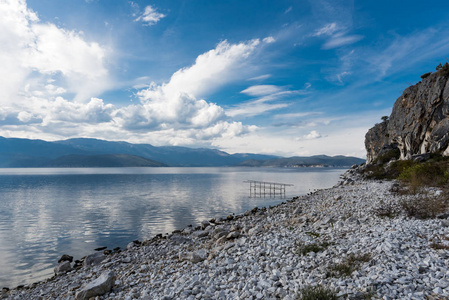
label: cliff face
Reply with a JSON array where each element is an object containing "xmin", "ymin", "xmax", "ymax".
[{"xmin": 365, "ymin": 63, "xmax": 449, "ymax": 164}]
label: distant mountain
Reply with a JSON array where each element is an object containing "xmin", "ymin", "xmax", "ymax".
[
  {"xmin": 45, "ymin": 154, "xmax": 167, "ymax": 167},
  {"xmin": 237, "ymin": 155, "xmax": 365, "ymax": 167},
  {"xmin": 0, "ymin": 136, "xmax": 365, "ymax": 168},
  {"xmin": 0, "ymin": 137, "xmax": 278, "ymax": 167}
]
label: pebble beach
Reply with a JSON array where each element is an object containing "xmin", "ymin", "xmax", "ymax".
[{"xmin": 3, "ymin": 168, "xmax": 449, "ymax": 300}]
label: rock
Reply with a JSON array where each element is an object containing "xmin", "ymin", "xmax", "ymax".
[
  {"xmin": 83, "ymin": 252, "xmax": 105, "ymax": 267},
  {"xmin": 54, "ymin": 261, "xmax": 72, "ymax": 275},
  {"xmin": 226, "ymin": 231, "xmax": 240, "ymax": 239},
  {"xmin": 75, "ymin": 271, "xmax": 115, "ymax": 300},
  {"xmin": 94, "ymin": 246, "xmax": 107, "ymax": 251},
  {"xmin": 365, "ymin": 64, "xmax": 449, "ymax": 163},
  {"xmin": 179, "ymin": 250, "xmax": 207, "ymax": 263},
  {"xmin": 57, "ymin": 254, "xmax": 73, "ymax": 263},
  {"xmin": 201, "ymin": 220, "xmax": 210, "ymax": 229}
]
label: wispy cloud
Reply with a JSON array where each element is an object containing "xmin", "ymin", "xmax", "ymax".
[
  {"xmin": 313, "ymin": 23, "xmax": 363, "ymax": 49},
  {"xmin": 240, "ymin": 85, "xmax": 282, "ymax": 97},
  {"xmin": 248, "ymin": 74, "xmax": 271, "ymax": 81},
  {"xmin": 313, "ymin": 23, "xmax": 338, "ymax": 36},
  {"xmin": 135, "ymin": 5, "xmax": 166, "ymax": 26}
]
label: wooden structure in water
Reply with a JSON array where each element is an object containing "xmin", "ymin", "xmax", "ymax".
[{"xmin": 244, "ymin": 180, "xmax": 293, "ymax": 199}]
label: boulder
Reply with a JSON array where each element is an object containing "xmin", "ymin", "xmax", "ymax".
[
  {"xmin": 75, "ymin": 271, "xmax": 115, "ymax": 300},
  {"xmin": 54, "ymin": 261, "xmax": 72, "ymax": 275},
  {"xmin": 58, "ymin": 254, "xmax": 73, "ymax": 263},
  {"xmin": 83, "ymin": 252, "xmax": 105, "ymax": 267}
]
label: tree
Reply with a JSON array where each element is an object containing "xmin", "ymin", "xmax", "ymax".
[{"xmin": 381, "ymin": 116, "xmax": 389, "ymax": 122}]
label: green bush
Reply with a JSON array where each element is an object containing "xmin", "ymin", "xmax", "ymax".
[
  {"xmin": 298, "ymin": 285, "xmax": 338, "ymax": 300},
  {"xmin": 420, "ymin": 72, "xmax": 432, "ymax": 79},
  {"xmin": 398, "ymin": 161, "xmax": 449, "ymax": 192}
]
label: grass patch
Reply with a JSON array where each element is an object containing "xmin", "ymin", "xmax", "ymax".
[
  {"xmin": 327, "ymin": 253, "xmax": 371, "ymax": 278},
  {"xmin": 373, "ymin": 200, "xmax": 398, "ymax": 218},
  {"xmin": 430, "ymin": 241, "xmax": 449, "ymax": 250},
  {"xmin": 400, "ymin": 196, "xmax": 448, "ymax": 219},
  {"xmin": 298, "ymin": 285, "xmax": 338, "ymax": 300},
  {"xmin": 305, "ymin": 231, "xmax": 320, "ymax": 238},
  {"xmin": 297, "ymin": 241, "xmax": 332, "ymax": 256}
]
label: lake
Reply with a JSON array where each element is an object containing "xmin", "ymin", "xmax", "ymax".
[{"xmin": 0, "ymin": 167, "xmax": 344, "ymax": 288}]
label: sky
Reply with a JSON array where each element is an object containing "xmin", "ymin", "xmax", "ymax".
[{"xmin": 1, "ymin": 0, "xmax": 449, "ymax": 158}]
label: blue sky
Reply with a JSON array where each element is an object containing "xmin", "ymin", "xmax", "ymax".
[{"xmin": 1, "ymin": 0, "xmax": 449, "ymax": 158}]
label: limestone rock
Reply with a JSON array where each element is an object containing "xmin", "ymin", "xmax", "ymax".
[
  {"xmin": 179, "ymin": 249, "xmax": 207, "ymax": 263},
  {"xmin": 75, "ymin": 271, "xmax": 115, "ymax": 300},
  {"xmin": 365, "ymin": 63, "xmax": 449, "ymax": 163},
  {"xmin": 54, "ymin": 261, "xmax": 71, "ymax": 275},
  {"xmin": 83, "ymin": 252, "xmax": 105, "ymax": 267}
]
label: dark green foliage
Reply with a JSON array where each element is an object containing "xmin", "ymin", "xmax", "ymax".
[
  {"xmin": 298, "ymin": 285, "xmax": 338, "ymax": 300},
  {"xmin": 381, "ymin": 116, "xmax": 389, "ymax": 122},
  {"xmin": 420, "ymin": 72, "xmax": 432, "ymax": 79},
  {"xmin": 398, "ymin": 159, "xmax": 449, "ymax": 190},
  {"xmin": 437, "ymin": 62, "xmax": 449, "ymax": 77}
]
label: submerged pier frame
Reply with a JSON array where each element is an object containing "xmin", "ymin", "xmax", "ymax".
[{"xmin": 244, "ymin": 180, "xmax": 293, "ymax": 199}]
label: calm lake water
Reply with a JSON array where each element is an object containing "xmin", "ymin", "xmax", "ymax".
[{"xmin": 0, "ymin": 167, "xmax": 344, "ymax": 288}]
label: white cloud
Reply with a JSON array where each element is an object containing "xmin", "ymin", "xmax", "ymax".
[
  {"xmin": 135, "ymin": 5, "xmax": 166, "ymax": 25},
  {"xmin": 313, "ymin": 23, "xmax": 338, "ymax": 36},
  {"xmin": 241, "ymin": 85, "xmax": 282, "ymax": 97},
  {"xmin": 322, "ymin": 33, "xmax": 363, "ymax": 49},
  {"xmin": 263, "ymin": 36, "xmax": 276, "ymax": 44},
  {"xmin": 303, "ymin": 130, "xmax": 322, "ymax": 140},
  {"xmin": 248, "ymin": 74, "xmax": 272, "ymax": 81},
  {"xmin": 0, "ymin": 0, "xmax": 110, "ymax": 104},
  {"xmin": 284, "ymin": 6, "xmax": 292, "ymax": 14},
  {"xmin": 312, "ymin": 22, "xmax": 363, "ymax": 50}
]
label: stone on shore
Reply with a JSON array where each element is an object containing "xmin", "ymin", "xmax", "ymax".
[
  {"xmin": 83, "ymin": 252, "xmax": 105, "ymax": 267},
  {"xmin": 54, "ymin": 260, "xmax": 72, "ymax": 275},
  {"xmin": 75, "ymin": 271, "xmax": 115, "ymax": 300}
]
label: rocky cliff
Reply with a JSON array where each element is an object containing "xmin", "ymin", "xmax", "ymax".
[{"xmin": 365, "ymin": 63, "xmax": 449, "ymax": 164}]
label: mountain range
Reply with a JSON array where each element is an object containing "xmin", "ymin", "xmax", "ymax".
[{"xmin": 0, "ymin": 136, "xmax": 365, "ymax": 167}]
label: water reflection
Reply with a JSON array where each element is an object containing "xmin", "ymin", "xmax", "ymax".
[{"xmin": 0, "ymin": 167, "xmax": 343, "ymax": 287}]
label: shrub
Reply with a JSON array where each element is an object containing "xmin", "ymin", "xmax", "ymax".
[
  {"xmin": 430, "ymin": 241, "xmax": 449, "ymax": 250},
  {"xmin": 400, "ymin": 196, "xmax": 448, "ymax": 219},
  {"xmin": 398, "ymin": 161, "xmax": 449, "ymax": 192},
  {"xmin": 420, "ymin": 72, "xmax": 432, "ymax": 79},
  {"xmin": 373, "ymin": 200, "xmax": 397, "ymax": 218},
  {"xmin": 298, "ymin": 285, "xmax": 338, "ymax": 300},
  {"xmin": 297, "ymin": 241, "xmax": 332, "ymax": 255},
  {"xmin": 327, "ymin": 253, "xmax": 371, "ymax": 278}
]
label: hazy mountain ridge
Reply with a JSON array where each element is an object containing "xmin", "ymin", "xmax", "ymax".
[
  {"xmin": 0, "ymin": 136, "xmax": 364, "ymax": 167},
  {"xmin": 237, "ymin": 155, "xmax": 365, "ymax": 167}
]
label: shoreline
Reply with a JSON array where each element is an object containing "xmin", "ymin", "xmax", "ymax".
[{"xmin": 2, "ymin": 169, "xmax": 449, "ymax": 299}]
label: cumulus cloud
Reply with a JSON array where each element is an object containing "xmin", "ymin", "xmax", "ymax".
[
  {"xmin": 0, "ymin": 0, "xmax": 110, "ymax": 104},
  {"xmin": 0, "ymin": 2, "xmax": 263, "ymax": 148},
  {"xmin": 135, "ymin": 5, "xmax": 166, "ymax": 25},
  {"xmin": 125, "ymin": 39, "xmax": 261, "ymax": 132},
  {"xmin": 303, "ymin": 130, "xmax": 322, "ymax": 140}
]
